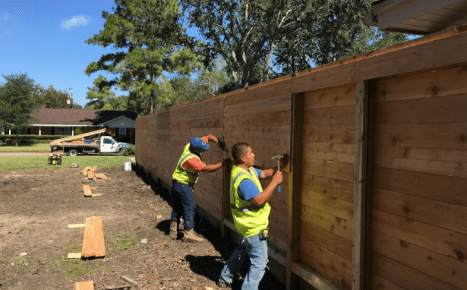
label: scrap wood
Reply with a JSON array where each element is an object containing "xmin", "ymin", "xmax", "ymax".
[
  {"xmin": 91, "ymin": 194, "xmax": 102, "ymax": 197},
  {"xmin": 87, "ymin": 171, "xmax": 96, "ymax": 179},
  {"xmin": 68, "ymin": 224, "xmax": 86, "ymax": 228},
  {"xmin": 81, "ymin": 167, "xmax": 91, "ymax": 174},
  {"xmin": 81, "ymin": 216, "xmax": 105, "ymax": 258},
  {"xmin": 83, "ymin": 185, "xmax": 92, "ymax": 197},
  {"xmin": 68, "ymin": 253, "xmax": 82, "ymax": 259},
  {"xmin": 103, "ymin": 284, "xmax": 132, "ymax": 290},
  {"xmin": 121, "ymin": 276, "xmax": 140, "ymax": 287},
  {"xmin": 95, "ymin": 173, "xmax": 108, "ymax": 180},
  {"xmin": 91, "ymin": 166, "xmax": 97, "ymax": 171},
  {"xmin": 74, "ymin": 281, "xmax": 94, "ymax": 290}
]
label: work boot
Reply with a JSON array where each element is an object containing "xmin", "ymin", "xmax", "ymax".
[
  {"xmin": 182, "ymin": 229, "xmax": 204, "ymax": 243},
  {"xmin": 169, "ymin": 221, "xmax": 178, "ymax": 240}
]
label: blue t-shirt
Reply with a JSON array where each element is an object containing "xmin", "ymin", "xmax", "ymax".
[{"xmin": 238, "ymin": 168, "xmax": 262, "ymax": 201}]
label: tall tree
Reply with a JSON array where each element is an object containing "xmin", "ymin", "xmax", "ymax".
[
  {"xmin": 85, "ymin": 0, "xmax": 198, "ymax": 115},
  {"xmin": 0, "ymin": 73, "xmax": 38, "ymax": 146},
  {"xmin": 34, "ymin": 84, "xmax": 72, "ymax": 109},
  {"xmin": 182, "ymin": 0, "xmax": 407, "ymax": 88}
]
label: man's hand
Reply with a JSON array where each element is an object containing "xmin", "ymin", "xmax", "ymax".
[{"xmin": 272, "ymin": 171, "xmax": 283, "ymax": 186}]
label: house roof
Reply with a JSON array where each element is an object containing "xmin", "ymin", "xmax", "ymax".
[
  {"xmin": 364, "ymin": 0, "xmax": 467, "ymax": 35},
  {"xmin": 30, "ymin": 108, "xmax": 137, "ymax": 126}
]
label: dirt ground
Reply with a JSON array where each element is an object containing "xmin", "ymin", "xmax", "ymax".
[{"xmin": 0, "ymin": 166, "xmax": 285, "ymax": 290}]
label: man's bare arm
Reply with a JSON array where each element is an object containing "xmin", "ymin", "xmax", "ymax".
[{"xmin": 250, "ymin": 172, "xmax": 283, "ymax": 207}]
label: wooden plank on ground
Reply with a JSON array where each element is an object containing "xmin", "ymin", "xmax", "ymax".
[
  {"xmin": 95, "ymin": 173, "xmax": 108, "ymax": 180},
  {"xmin": 68, "ymin": 224, "xmax": 86, "ymax": 228},
  {"xmin": 87, "ymin": 171, "xmax": 96, "ymax": 179},
  {"xmin": 81, "ymin": 167, "xmax": 91, "ymax": 173},
  {"xmin": 83, "ymin": 185, "xmax": 92, "ymax": 197},
  {"xmin": 81, "ymin": 216, "xmax": 105, "ymax": 258},
  {"xmin": 74, "ymin": 281, "xmax": 94, "ymax": 290}
]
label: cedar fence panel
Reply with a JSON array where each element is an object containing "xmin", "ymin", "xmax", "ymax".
[{"xmin": 135, "ymin": 26, "xmax": 467, "ymax": 290}]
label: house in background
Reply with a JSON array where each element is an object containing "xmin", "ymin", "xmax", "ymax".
[{"xmin": 1, "ymin": 108, "xmax": 137, "ymax": 143}]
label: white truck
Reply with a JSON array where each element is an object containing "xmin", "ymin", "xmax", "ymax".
[{"xmin": 49, "ymin": 128, "xmax": 132, "ymax": 156}]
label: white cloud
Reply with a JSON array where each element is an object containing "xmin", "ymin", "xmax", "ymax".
[{"xmin": 60, "ymin": 15, "xmax": 91, "ymax": 30}]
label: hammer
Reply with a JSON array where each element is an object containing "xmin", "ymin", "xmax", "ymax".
[{"xmin": 272, "ymin": 155, "xmax": 284, "ymax": 192}]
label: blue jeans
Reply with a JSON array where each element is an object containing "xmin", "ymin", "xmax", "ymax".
[
  {"xmin": 171, "ymin": 180, "xmax": 196, "ymax": 231},
  {"xmin": 218, "ymin": 232, "xmax": 268, "ymax": 290}
]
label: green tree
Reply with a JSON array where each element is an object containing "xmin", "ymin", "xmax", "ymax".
[
  {"xmin": 0, "ymin": 73, "xmax": 38, "ymax": 146},
  {"xmin": 85, "ymin": 75, "xmax": 116, "ymax": 109},
  {"xmin": 182, "ymin": 0, "xmax": 407, "ymax": 88},
  {"xmin": 72, "ymin": 103, "xmax": 83, "ymax": 109},
  {"xmin": 34, "ymin": 84, "xmax": 72, "ymax": 108},
  {"xmin": 85, "ymin": 0, "xmax": 198, "ymax": 115}
]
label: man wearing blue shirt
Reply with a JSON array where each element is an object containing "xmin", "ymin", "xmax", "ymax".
[{"xmin": 218, "ymin": 142, "xmax": 288, "ymax": 289}]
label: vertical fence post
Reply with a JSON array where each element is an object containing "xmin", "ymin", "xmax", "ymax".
[
  {"xmin": 286, "ymin": 92, "xmax": 304, "ymax": 289},
  {"xmin": 352, "ymin": 81, "xmax": 370, "ymax": 290}
]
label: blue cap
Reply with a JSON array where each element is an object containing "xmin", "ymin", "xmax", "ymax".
[{"xmin": 190, "ymin": 137, "xmax": 210, "ymax": 152}]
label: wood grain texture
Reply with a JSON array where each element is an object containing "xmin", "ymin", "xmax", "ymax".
[
  {"xmin": 81, "ymin": 216, "xmax": 105, "ymax": 258},
  {"xmin": 291, "ymin": 260, "xmax": 349, "ymax": 290},
  {"xmin": 303, "ymin": 125, "xmax": 355, "ymax": 144},
  {"xmin": 375, "ymin": 65, "xmax": 467, "ymax": 103},
  {"xmin": 301, "ymin": 174, "xmax": 353, "ymax": 203},
  {"xmin": 301, "ymin": 190, "xmax": 353, "ymax": 222},
  {"xmin": 372, "ymin": 253, "xmax": 460, "ymax": 290},
  {"xmin": 372, "ymin": 209, "xmax": 467, "ymax": 263},
  {"xmin": 224, "ymin": 94, "xmax": 291, "ymax": 117},
  {"xmin": 303, "ymin": 84, "xmax": 357, "ymax": 109},
  {"xmin": 371, "ymin": 274, "xmax": 408, "ymax": 290},
  {"xmin": 302, "ymin": 158, "xmax": 354, "ymax": 183},
  {"xmin": 224, "ymin": 109, "xmax": 291, "ymax": 128},
  {"xmin": 372, "ymin": 230, "xmax": 467, "ymax": 289},
  {"xmin": 304, "ymin": 105, "xmax": 356, "ymax": 126},
  {"xmin": 301, "ymin": 206, "xmax": 353, "ymax": 241},
  {"xmin": 373, "ymin": 167, "xmax": 467, "ymax": 206},
  {"xmin": 74, "ymin": 281, "xmax": 94, "ymax": 290}
]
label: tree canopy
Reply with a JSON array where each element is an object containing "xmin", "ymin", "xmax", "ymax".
[
  {"xmin": 0, "ymin": 73, "xmax": 38, "ymax": 146},
  {"xmin": 34, "ymin": 84, "xmax": 72, "ymax": 109},
  {"xmin": 85, "ymin": 0, "xmax": 198, "ymax": 115}
]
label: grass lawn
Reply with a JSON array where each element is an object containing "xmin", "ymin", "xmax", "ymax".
[
  {"xmin": 0, "ymin": 143, "xmax": 51, "ymax": 152},
  {"xmin": 0, "ymin": 156, "xmax": 133, "ymax": 171}
]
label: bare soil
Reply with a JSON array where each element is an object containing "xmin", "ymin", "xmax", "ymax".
[{"xmin": 0, "ymin": 167, "xmax": 285, "ymax": 290}]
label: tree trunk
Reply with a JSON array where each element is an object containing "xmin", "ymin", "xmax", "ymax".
[{"xmin": 149, "ymin": 92, "xmax": 154, "ymax": 114}]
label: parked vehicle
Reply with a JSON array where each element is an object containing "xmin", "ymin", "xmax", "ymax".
[{"xmin": 50, "ymin": 128, "xmax": 133, "ymax": 156}]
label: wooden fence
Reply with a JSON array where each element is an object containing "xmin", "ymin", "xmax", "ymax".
[{"xmin": 135, "ymin": 25, "xmax": 467, "ymax": 290}]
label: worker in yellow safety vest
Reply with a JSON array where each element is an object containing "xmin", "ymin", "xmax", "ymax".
[
  {"xmin": 218, "ymin": 142, "xmax": 288, "ymax": 289},
  {"xmin": 171, "ymin": 135, "xmax": 227, "ymax": 242}
]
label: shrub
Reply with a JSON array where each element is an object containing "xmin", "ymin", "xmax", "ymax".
[
  {"xmin": 118, "ymin": 145, "xmax": 135, "ymax": 156},
  {"xmin": 74, "ymin": 127, "xmax": 83, "ymax": 135},
  {"xmin": 5, "ymin": 138, "xmax": 12, "ymax": 144}
]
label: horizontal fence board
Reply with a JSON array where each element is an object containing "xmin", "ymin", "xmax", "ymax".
[
  {"xmin": 302, "ymin": 159, "xmax": 354, "ymax": 183},
  {"xmin": 302, "ymin": 190, "xmax": 353, "ymax": 222},
  {"xmin": 224, "ymin": 109, "xmax": 292, "ymax": 128},
  {"xmin": 373, "ymin": 188, "xmax": 467, "ymax": 235},
  {"xmin": 374, "ymin": 167, "xmax": 467, "ymax": 207},
  {"xmin": 303, "ymin": 125, "xmax": 355, "ymax": 144},
  {"xmin": 224, "ymin": 125, "xmax": 291, "ymax": 141},
  {"xmin": 375, "ymin": 94, "xmax": 467, "ymax": 124},
  {"xmin": 303, "ymin": 148, "xmax": 354, "ymax": 164},
  {"xmin": 304, "ymin": 105, "xmax": 356, "ymax": 126},
  {"xmin": 372, "ymin": 253, "xmax": 460, "ymax": 290},
  {"xmin": 224, "ymin": 94, "xmax": 291, "ymax": 117},
  {"xmin": 375, "ymin": 145, "xmax": 467, "ymax": 163},
  {"xmin": 375, "ymin": 65, "xmax": 467, "ymax": 103},
  {"xmin": 374, "ymin": 123, "xmax": 467, "ymax": 150},
  {"xmin": 300, "ymin": 236, "xmax": 352, "ymax": 280},
  {"xmin": 303, "ymin": 84, "xmax": 357, "ymax": 109},
  {"xmin": 302, "ymin": 174, "xmax": 353, "ymax": 203},
  {"xmin": 299, "ymin": 254, "xmax": 352, "ymax": 290},
  {"xmin": 373, "ymin": 230, "xmax": 467, "ymax": 289},
  {"xmin": 301, "ymin": 220, "xmax": 353, "ymax": 261},
  {"xmin": 301, "ymin": 206, "xmax": 353, "ymax": 241},
  {"xmin": 224, "ymin": 138, "xmax": 290, "ymax": 157},
  {"xmin": 224, "ymin": 81, "xmax": 292, "ymax": 107},
  {"xmin": 371, "ymin": 273, "xmax": 409, "ymax": 290},
  {"xmin": 303, "ymin": 141, "xmax": 355, "ymax": 155},
  {"xmin": 267, "ymin": 194, "xmax": 287, "ymax": 215},
  {"xmin": 375, "ymin": 156, "xmax": 467, "ymax": 178},
  {"xmin": 372, "ymin": 209, "xmax": 467, "ymax": 263}
]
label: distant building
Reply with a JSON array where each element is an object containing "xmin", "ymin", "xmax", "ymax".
[{"xmin": 1, "ymin": 108, "xmax": 137, "ymax": 142}]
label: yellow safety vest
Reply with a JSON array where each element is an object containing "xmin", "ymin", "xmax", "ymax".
[
  {"xmin": 230, "ymin": 165, "xmax": 270, "ymax": 237},
  {"xmin": 172, "ymin": 143, "xmax": 201, "ymax": 184}
]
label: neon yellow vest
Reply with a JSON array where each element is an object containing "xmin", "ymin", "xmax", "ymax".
[
  {"xmin": 230, "ymin": 165, "xmax": 270, "ymax": 237},
  {"xmin": 172, "ymin": 143, "xmax": 201, "ymax": 184}
]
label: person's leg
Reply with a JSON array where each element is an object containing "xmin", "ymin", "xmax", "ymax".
[
  {"xmin": 218, "ymin": 234, "xmax": 248, "ymax": 286},
  {"xmin": 170, "ymin": 181, "xmax": 182, "ymax": 222},
  {"xmin": 177, "ymin": 183, "xmax": 196, "ymax": 231},
  {"xmin": 241, "ymin": 233, "xmax": 268, "ymax": 290}
]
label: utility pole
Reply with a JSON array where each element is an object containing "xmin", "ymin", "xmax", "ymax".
[{"xmin": 68, "ymin": 88, "xmax": 74, "ymax": 109}]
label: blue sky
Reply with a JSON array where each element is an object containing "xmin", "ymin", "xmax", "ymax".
[{"xmin": 0, "ymin": 0, "xmax": 126, "ymax": 107}]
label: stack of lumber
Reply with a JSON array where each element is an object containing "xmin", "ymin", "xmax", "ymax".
[
  {"xmin": 74, "ymin": 281, "xmax": 94, "ymax": 290},
  {"xmin": 81, "ymin": 216, "xmax": 105, "ymax": 258},
  {"xmin": 81, "ymin": 166, "xmax": 108, "ymax": 180}
]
